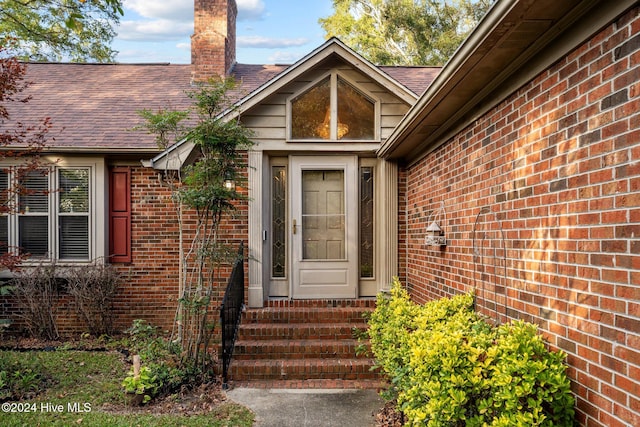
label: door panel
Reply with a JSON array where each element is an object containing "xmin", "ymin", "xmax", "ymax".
[
  {"xmin": 302, "ymin": 169, "xmax": 345, "ymax": 260},
  {"xmin": 291, "ymin": 156, "xmax": 357, "ymax": 299}
]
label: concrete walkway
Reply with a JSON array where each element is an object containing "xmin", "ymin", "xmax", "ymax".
[{"xmin": 226, "ymin": 388, "xmax": 384, "ymax": 427}]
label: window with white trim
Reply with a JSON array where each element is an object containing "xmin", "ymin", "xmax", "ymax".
[
  {"xmin": 0, "ymin": 166, "xmax": 91, "ymax": 261},
  {"xmin": 289, "ymin": 72, "xmax": 378, "ymax": 141}
]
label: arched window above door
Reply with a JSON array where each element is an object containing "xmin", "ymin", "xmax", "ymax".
[{"xmin": 289, "ymin": 72, "xmax": 378, "ymax": 141}]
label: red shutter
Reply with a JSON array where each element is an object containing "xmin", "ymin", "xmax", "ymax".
[{"xmin": 109, "ymin": 167, "xmax": 131, "ymax": 263}]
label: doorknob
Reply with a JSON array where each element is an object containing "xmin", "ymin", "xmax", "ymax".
[{"xmin": 293, "ymin": 219, "xmax": 297, "ymax": 234}]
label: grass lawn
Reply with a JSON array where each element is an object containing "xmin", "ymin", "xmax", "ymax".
[{"xmin": 0, "ymin": 349, "xmax": 254, "ymax": 427}]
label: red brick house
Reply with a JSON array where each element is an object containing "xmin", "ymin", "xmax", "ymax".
[
  {"xmin": 0, "ymin": 0, "xmax": 436, "ymax": 386},
  {"xmin": 1, "ymin": 0, "xmax": 639, "ymax": 423},
  {"xmin": 1, "ymin": 0, "xmax": 435, "ymax": 321}
]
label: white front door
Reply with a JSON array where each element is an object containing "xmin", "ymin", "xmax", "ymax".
[{"xmin": 290, "ymin": 155, "xmax": 358, "ymax": 299}]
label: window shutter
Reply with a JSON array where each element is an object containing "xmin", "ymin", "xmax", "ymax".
[{"xmin": 109, "ymin": 167, "xmax": 131, "ymax": 263}]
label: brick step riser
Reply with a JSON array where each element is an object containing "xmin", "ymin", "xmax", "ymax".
[
  {"xmin": 237, "ymin": 325, "xmax": 365, "ymax": 341},
  {"xmin": 243, "ymin": 315, "xmax": 370, "ymax": 324},
  {"xmin": 230, "ymin": 380, "xmax": 386, "ymax": 389},
  {"xmin": 242, "ymin": 309, "xmax": 373, "ymax": 325},
  {"xmin": 233, "ymin": 341, "xmax": 370, "ymax": 360},
  {"xmin": 264, "ymin": 300, "xmax": 377, "ymax": 309},
  {"xmin": 229, "ymin": 360, "xmax": 380, "ymax": 382}
]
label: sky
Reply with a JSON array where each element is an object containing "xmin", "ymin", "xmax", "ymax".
[{"xmin": 112, "ymin": 0, "xmax": 334, "ymax": 65}]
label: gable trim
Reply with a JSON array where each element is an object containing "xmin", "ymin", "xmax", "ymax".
[
  {"xmin": 226, "ymin": 38, "xmax": 418, "ymax": 120},
  {"xmin": 146, "ymin": 37, "xmax": 418, "ymax": 171}
]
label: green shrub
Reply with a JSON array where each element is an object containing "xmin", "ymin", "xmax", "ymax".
[
  {"xmin": 120, "ymin": 319, "xmax": 217, "ymax": 404},
  {"xmin": 368, "ymin": 278, "xmax": 420, "ymax": 398},
  {"xmin": 483, "ymin": 321, "xmax": 576, "ymax": 426},
  {"xmin": 368, "ymin": 279, "xmax": 575, "ymax": 426}
]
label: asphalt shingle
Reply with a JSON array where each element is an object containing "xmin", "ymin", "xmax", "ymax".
[{"xmin": 3, "ymin": 61, "xmax": 438, "ymax": 153}]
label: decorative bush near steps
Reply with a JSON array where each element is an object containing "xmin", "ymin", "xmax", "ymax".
[{"xmin": 368, "ymin": 278, "xmax": 575, "ymax": 426}]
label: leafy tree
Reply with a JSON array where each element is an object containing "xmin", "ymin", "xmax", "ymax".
[
  {"xmin": 0, "ymin": 0, "xmax": 124, "ymax": 62},
  {"xmin": 0, "ymin": 48, "xmax": 51, "ymax": 271},
  {"xmin": 320, "ymin": 0, "xmax": 493, "ymax": 66},
  {"xmin": 137, "ymin": 78, "xmax": 253, "ymax": 371}
]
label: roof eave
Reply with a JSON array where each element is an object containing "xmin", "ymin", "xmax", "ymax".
[
  {"xmin": 378, "ymin": 0, "xmax": 637, "ymax": 162},
  {"xmin": 1, "ymin": 146, "xmax": 162, "ymax": 156}
]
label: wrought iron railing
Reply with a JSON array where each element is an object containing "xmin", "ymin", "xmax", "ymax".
[{"xmin": 220, "ymin": 242, "xmax": 245, "ymax": 389}]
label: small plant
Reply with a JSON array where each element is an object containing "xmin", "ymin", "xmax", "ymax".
[
  {"xmin": 0, "ymin": 354, "xmax": 51, "ymax": 401},
  {"xmin": 122, "ymin": 366, "xmax": 159, "ymax": 404},
  {"xmin": 0, "ymin": 370, "xmax": 9, "ymax": 400},
  {"xmin": 120, "ymin": 319, "xmax": 216, "ymax": 400}
]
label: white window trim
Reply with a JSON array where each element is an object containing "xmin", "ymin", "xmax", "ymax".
[
  {"xmin": 0, "ymin": 156, "xmax": 106, "ymax": 270},
  {"xmin": 286, "ymin": 70, "xmax": 381, "ymax": 142}
]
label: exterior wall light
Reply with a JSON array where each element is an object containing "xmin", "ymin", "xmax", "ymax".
[
  {"xmin": 224, "ymin": 178, "xmax": 235, "ymax": 191},
  {"xmin": 425, "ymin": 202, "xmax": 447, "ymax": 246},
  {"xmin": 223, "ymin": 172, "xmax": 235, "ymax": 191}
]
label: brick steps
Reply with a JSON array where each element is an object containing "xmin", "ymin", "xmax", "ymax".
[
  {"xmin": 243, "ymin": 306, "xmax": 373, "ymax": 324},
  {"xmin": 227, "ymin": 300, "xmax": 382, "ymax": 388},
  {"xmin": 237, "ymin": 323, "xmax": 362, "ymax": 340},
  {"xmin": 229, "ymin": 358, "xmax": 379, "ymax": 381},
  {"xmin": 233, "ymin": 338, "xmax": 367, "ymax": 360}
]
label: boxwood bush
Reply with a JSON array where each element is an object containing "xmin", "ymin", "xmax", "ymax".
[{"xmin": 369, "ymin": 279, "xmax": 575, "ymax": 426}]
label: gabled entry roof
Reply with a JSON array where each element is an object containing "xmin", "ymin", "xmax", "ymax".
[
  {"xmin": 223, "ymin": 37, "xmax": 424, "ymax": 119},
  {"xmin": 147, "ymin": 38, "xmax": 439, "ymax": 170}
]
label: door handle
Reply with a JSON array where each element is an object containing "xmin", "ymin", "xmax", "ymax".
[{"xmin": 293, "ymin": 219, "xmax": 297, "ymax": 234}]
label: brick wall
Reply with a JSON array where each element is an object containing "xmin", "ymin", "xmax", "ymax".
[
  {"xmin": 111, "ymin": 165, "xmax": 249, "ymax": 332},
  {"xmin": 399, "ymin": 6, "xmax": 639, "ymax": 427},
  {"xmin": 110, "ymin": 166, "xmax": 181, "ymax": 331}
]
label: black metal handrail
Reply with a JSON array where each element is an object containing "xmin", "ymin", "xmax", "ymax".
[{"xmin": 220, "ymin": 242, "xmax": 245, "ymax": 389}]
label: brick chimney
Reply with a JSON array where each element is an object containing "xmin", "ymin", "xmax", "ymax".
[{"xmin": 191, "ymin": 0, "xmax": 237, "ymax": 83}]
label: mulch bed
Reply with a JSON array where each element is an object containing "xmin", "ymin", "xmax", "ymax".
[
  {"xmin": 102, "ymin": 383, "xmax": 228, "ymax": 416},
  {"xmin": 375, "ymin": 400, "xmax": 407, "ymax": 426},
  {"xmin": 0, "ymin": 336, "xmax": 114, "ymax": 351}
]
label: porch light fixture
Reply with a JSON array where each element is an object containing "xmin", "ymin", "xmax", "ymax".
[
  {"xmin": 425, "ymin": 202, "xmax": 447, "ymax": 247},
  {"xmin": 223, "ymin": 172, "xmax": 235, "ymax": 191}
]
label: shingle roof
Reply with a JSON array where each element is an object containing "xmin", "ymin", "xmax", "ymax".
[
  {"xmin": 7, "ymin": 63, "xmax": 193, "ymax": 152},
  {"xmin": 379, "ymin": 66, "xmax": 440, "ymax": 96},
  {"xmin": 3, "ymin": 61, "xmax": 438, "ymax": 153}
]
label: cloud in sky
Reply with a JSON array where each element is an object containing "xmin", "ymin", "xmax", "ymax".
[
  {"xmin": 114, "ymin": 0, "xmax": 325, "ymax": 64},
  {"xmin": 267, "ymin": 50, "xmax": 306, "ymax": 64},
  {"xmin": 237, "ymin": 0, "xmax": 266, "ymax": 21},
  {"xmin": 118, "ymin": 0, "xmax": 268, "ymax": 41},
  {"xmin": 124, "ymin": 0, "xmax": 193, "ymax": 21},
  {"xmin": 117, "ymin": 19, "xmax": 193, "ymax": 42},
  {"xmin": 238, "ymin": 36, "xmax": 309, "ymax": 49}
]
